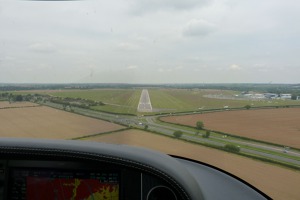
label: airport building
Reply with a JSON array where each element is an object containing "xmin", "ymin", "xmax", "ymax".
[{"xmin": 280, "ymin": 94, "xmax": 292, "ymax": 99}]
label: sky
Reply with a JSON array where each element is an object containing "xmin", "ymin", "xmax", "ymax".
[{"xmin": 0, "ymin": 0, "xmax": 299, "ymax": 84}]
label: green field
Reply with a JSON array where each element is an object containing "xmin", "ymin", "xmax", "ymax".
[
  {"xmin": 13, "ymin": 89, "xmax": 142, "ymax": 115},
  {"xmin": 11, "ymin": 88, "xmax": 300, "ymax": 115},
  {"xmin": 52, "ymin": 89, "xmax": 142, "ymax": 115},
  {"xmin": 149, "ymin": 89, "xmax": 300, "ymax": 113}
]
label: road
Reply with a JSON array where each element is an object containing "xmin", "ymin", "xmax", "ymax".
[
  {"xmin": 137, "ymin": 89, "xmax": 152, "ymax": 112},
  {"xmin": 42, "ymin": 101, "xmax": 300, "ymax": 168},
  {"xmin": 145, "ymin": 116, "xmax": 300, "ymax": 156}
]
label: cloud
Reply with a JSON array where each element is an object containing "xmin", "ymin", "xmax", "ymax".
[
  {"xmin": 117, "ymin": 42, "xmax": 140, "ymax": 51},
  {"xmin": 130, "ymin": 0, "xmax": 209, "ymax": 14},
  {"xmin": 28, "ymin": 42, "xmax": 56, "ymax": 53},
  {"xmin": 157, "ymin": 66, "xmax": 183, "ymax": 73},
  {"xmin": 253, "ymin": 64, "xmax": 269, "ymax": 72},
  {"xmin": 183, "ymin": 19, "xmax": 216, "ymax": 37},
  {"xmin": 0, "ymin": 56, "xmax": 15, "ymax": 61},
  {"xmin": 127, "ymin": 65, "xmax": 138, "ymax": 69},
  {"xmin": 158, "ymin": 68, "xmax": 165, "ymax": 72},
  {"xmin": 1, "ymin": 1, "xmax": 300, "ymax": 84},
  {"xmin": 229, "ymin": 64, "xmax": 242, "ymax": 71}
]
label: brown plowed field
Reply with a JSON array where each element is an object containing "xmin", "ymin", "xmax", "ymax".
[
  {"xmin": 162, "ymin": 108, "xmax": 300, "ymax": 148},
  {"xmin": 0, "ymin": 106, "xmax": 124, "ymax": 139},
  {"xmin": 85, "ymin": 129, "xmax": 300, "ymax": 200}
]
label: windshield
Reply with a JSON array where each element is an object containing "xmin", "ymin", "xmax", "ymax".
[{"xmin": 1, "ymin": 0, "xmax": 300, "ymax": 199}]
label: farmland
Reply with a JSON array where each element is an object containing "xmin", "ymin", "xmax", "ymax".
[
  {"xmin": 12, "ymin": 88, "xmax": 300, "ymax": 115},
  {"xmin": 0, "ymin": 102, "xmax": 124, "ymax": 139},
  {"xmin": 161, "ymin": 108, "xmax": 300, "ymax": 148},
  {"xmin": 2, "ymin": 86, "xmax": 300, "ymax": 199},
  {"xmin": 83, "ymin": 129, "xmax": 300, "ymax": 200},
  {"xmin": 13, "ymin": 89, "xmax": 142, "ymax": 115},
  {"xmin": 149, "ymin": 89, "xmax": 300, "ymax": 112}
]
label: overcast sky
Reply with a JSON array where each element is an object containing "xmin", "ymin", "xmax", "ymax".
[{"xmin": 0, "ymin": 0, "xmax": 299, "ymax": 84}]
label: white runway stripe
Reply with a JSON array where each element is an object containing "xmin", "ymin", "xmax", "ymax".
[{"xmin": 137, "ymin": 89, "xmax": 152, "ymax": 112}]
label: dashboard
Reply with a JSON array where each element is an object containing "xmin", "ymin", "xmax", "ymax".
[{"xmin": 0, "ymin": 138, "xmax": 269, "ymax": 200}]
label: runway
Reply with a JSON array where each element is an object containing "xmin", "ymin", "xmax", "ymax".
[{"xmin": 137, "ymin": 89, "xmax": 152, "ymax": 112}]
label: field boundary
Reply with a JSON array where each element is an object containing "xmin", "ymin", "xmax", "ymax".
[
  {"xmin": 90, "ymin": 107, "xmax": 136, "ymax": 116},
  {"xmin": 0, "ymin": 105, "xmax": 42, "ymax": 110},
  {"xmin": 150, "ymin": 104, "xmax": 300, "ymax": 117},
  {"xmin": 71, "ymin": 127, "xmax": 131, "ymax": 140}
]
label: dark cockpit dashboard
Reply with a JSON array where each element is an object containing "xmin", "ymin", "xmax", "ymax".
[{"xmin": 0, "ymin": 139, "xmax": 269, "ymax": 200}]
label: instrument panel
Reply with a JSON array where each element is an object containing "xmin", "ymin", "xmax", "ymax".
[
  {"xmin": 0, "ymin": 160, "xmax": 182, "ymax": 200},
  {"xmin": 0, "ymin": 139, "xmax": 203, "ymax": 200},
  {"xmin": 0, "ymin": 138, "xmax": 270, "ymax": 200}
]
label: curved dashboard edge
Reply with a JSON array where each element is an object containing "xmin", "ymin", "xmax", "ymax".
[
  {"xmin": 171, "ymin": 155, "xmax": 271, "ymax": 200},
  {"xmin": 0, "ymin": 138, "xmax": 204, "ymax": 200}
]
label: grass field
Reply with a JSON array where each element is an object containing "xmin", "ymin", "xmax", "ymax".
[
  {"xmin": 12, "ymin": 88, "xmax": 300, "ymax": 115},
  {"xmin": 90, "ymin": 89, "xmax": 141, "ymax": 114},
  {"xmin": 149, "ymin": 89, "xmax": 300, "ymax": 112},
  {"xmin": 162, "ymin": 108, "xmax": 300, "ymax": 148},
  {"xmin": 0, "ymin": 102, "xmax": 124, "ymax": 139},
  {"xmin": 83, "ymin": 129, "xmax": 300, "ymax": 200},
  {"xmin": 13, "ymin": 89, "xmax": 142, "ymax": 115}
]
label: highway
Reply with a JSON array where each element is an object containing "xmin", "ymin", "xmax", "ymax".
[
  {"xmin": 43, "ymin": 101, "xmax": 300, "ymax": 168},
  {"xmin": 143, "ymin": 116, "xmax": 300, "ymax": 166}
]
